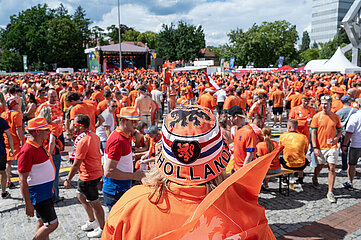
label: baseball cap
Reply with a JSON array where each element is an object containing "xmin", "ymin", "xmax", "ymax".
[
  {"xmin": 155, "ymin": 105, "xmax": 230, "ymax": 186},
  {"xmin": 117, "ymin": 107, "xmax": 141, "ymax": 120},
  {"xmin": 120, "ymin": 88, "xmax": 128, "ymax": 94},
  {"xmin": 340, "ymin": 95, "xmax": 352, "ymax": 103},
  {"xmin": 26, "ymin": 117, "xmax": 50, "ymax": 131},
  {"xmin": 227, "ymin": 105, "xmax": 246, "ymax": 118},
  {"xmin": 144, "ymin": 125, "xmax": 159, "ymax": 134}
]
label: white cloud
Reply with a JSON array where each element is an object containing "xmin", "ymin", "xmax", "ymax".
[{"xmin": 1, "ymin": 0, "xmax": 312, "ymax": 46}]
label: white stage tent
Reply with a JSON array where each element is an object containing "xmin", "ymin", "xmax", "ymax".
[{"xmin": 305, "ymin": 47, "xmax": 361, "ymax": 74}]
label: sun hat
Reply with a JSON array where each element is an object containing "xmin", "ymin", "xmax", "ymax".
[
  {"xmin": 155, "ymin": 105, "xmax": 230, "ymax": 186},
  {"xmin": 26, "ymin": 117, "xmax": 50, "ymax": 131},
  {"xmin": 117, "ymin": 107, "xmax": 141, "ymax": 120}
]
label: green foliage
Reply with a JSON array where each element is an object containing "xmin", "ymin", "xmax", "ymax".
[
  {"xmin": 156, "ymin": 21, "xmax": 205, "ymax": 61},
  {"xmin": 319, "ymin": 39, "xmax": 338, "ymax": 59},
  {"xmin": 226, "ymin": 20, "xmax": 299, "ymax": 67},
  {"xmin": 0, "ymin": 4, "xmax": 92, "ymax": 71},
  {"xmin": 300, "ymin": 48, "xmax": 319, "ymax": 64},
  {"xmin": 107, "ymin": 24, "xmax": 134, "ymax": 44},
  {"xmin": 122, "ymin": 30, "xmax": 140, "ymax": 41},
  {"xmin": 137, "ymin": 31, "xmax": 157, "ymax": 49},
  {"xmin": 300, "ymin": 31, "xmax": 310, "ymax": 52}
]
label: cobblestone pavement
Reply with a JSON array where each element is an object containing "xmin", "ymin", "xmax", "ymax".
[{"xmin": 1, "ymin": 124, "xmax": 361, "ymax": 239}]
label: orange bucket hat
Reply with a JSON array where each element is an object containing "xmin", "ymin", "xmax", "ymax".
[
  {"xmin": 26, "ymin": 117, "xmax": 50, "ymax": 131},
  {"xmin": 155, "ymin": 105, "xmax": 230, "ymax": 186},
  {"xmin": 117, "ymin": 107, "xmax": 141, "ymax": 120}
]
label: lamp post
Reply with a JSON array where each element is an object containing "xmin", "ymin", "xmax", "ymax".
[{"xmin": 117, "ymin": 0, "xmax": 122, "ymax": 72}]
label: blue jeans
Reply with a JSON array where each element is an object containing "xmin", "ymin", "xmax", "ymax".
[
  {"xmin": 52, "ymin": 154, "xmax": 61, "ymax": 201},
  {"xmin": 340, "ymin": 135, "xmax": 349, "ymax": 171},
  {"xmin": 103, "ymin": 191, "xmax": 127, "ymax": 212}
]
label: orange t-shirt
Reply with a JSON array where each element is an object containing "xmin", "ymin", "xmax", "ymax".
[
  {"xmin": 233, "ymin": 125, "xmax": 257, "ymax": 171},
  {"xmin": 279, "ymin": 131, "xmax": 308, "ymax": 168},
  {"xmin": 331, "ymin": 99, "xmax": 343, "ymax": 113},
  {"xmin": 91, "ymin": 91, "xmax": 104, "ymax": 103},
  {"xmin": 60, "ymin": 92, "xmax": 71, "ymax": 112},
  {"xmin": 289, "ymin": 105, "xmax": 316, "ymax": 139},
  {"xmin": 197, "ymin": 93, "xmax": 217, "ymax": 110},
  {"xmin": 271, "ymin": 90, "xmax": 284, "ymax": 108},
  {"xmin": 102, "ymin": 183, "xmax": 206, "ymax": 240},
  {"xmin": 70, "ymin": 103, "xmax": 97, "ymax": 133},
  {"xmin": 223, "ymin": 95, "xmax": 241, "ymax": 110},
  {"xmin": 97, "ymin": 99, "xmax": 109, "ymax": 115},
  {"xmin": 256, "ymin": 140, "xmax": 280, "ymax": 170},
  {"xmin": 75, "ymin": 132, "xmax": 103, "ymax": 181},
  {"xmin": 310, "ymin": 111, "xmax": 341, "ymax": 150}
]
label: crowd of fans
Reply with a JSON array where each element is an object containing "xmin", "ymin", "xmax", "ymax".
[{"xmin": 1, "ymin": 68, "xmax": 361, "ymax": 239}]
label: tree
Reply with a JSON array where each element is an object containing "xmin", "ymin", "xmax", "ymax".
[
  {"xmin": 300, "ymin": 48, "xmax": 319, "ymax": 65},
  {"xmin": 227, "ymin": 20, "xmax": 299, "ymax": 67},
  {"xmin": 156, "ymin": 21, "xmax": 205, "ymax": 61},
  {"xmin": 0, "ymin": 4, "xmax": 91, "ymax": 71},
  {"xmin": 300, "ymin": 31, "xmax": 310, "ymax": 52},
  {"xmin": 90, "ymin": 26, "xmax": 107, "ymax": 47},
  {"xmin": 122, "ymin": 30, "xmax": 140, "ymax": 41},
  {"xmin": 137, "ymin": 31, "xmax": 157, "ymax": 49},
  {"xmin": 107, "ymin": 24, "xmax": 134, "ymax": 43}
]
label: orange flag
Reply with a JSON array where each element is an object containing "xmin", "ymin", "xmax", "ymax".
[{"xmin": 153, "ymin": 146, "xmax": 283, "ymax": 240}]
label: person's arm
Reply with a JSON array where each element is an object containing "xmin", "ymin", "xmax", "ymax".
[
  {"xmin": 311, "ymin": 128, "xmax": 321, "ymax": 157},
  {"xmin": 333, "ymin": 128, "xmax": 342, "ymax": 143},
  {"xmin": 64, "ymin": 157, "xmax": 83, "ymax": 189},
  {"xmin": 95, "ymin": 115, "xmax": 105, "ymax": 128},
  {"xmin": 23, "ymin": 103, "xmax": 35, "ymax": 117},
  {"xmin": 48, "ymin": 134, "xmax": 56, "ymax": 155},
  {"xmin": 104, "ymin": 158, "xmax": 145, "ymax": 181},
  {"xmin": 19, "ymin": 172, "xmax": 34, "ymax": 217},
  {"xmin": 16, "ymin": 126, "xmax": 24, "ymax": 146},
  {"xmin": 243, "ymin": 152, "xmax": 253, "ymax": 166},
  {"xmin": 4, "ymin": 130, "xmax": 14, "ymax": 156},
  {"xmin": 105, "ymin": 125, "xmax": 111, "ymax": 138},
  {"xmin": 342, "ymin": 131, "xmax": 353, "ymax": 154}
]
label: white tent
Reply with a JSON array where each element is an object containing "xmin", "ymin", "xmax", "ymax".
[
  {"xmin": 304, "ymin": 59, "xmax": 328, "ymax": 73},
  {"xmin": 310, "ymin": 47, "xmax": 361, "ymax": 74}
]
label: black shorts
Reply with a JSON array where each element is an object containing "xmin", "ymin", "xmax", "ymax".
[
  {"xmin": 34, "ymin": 198, "xmax": 58, "ymax": 226},
  {"xmin": 0, "ymin": 154, "xmax": 6, "ymax": 171},
  {"xmin": 77, "ymin": 177, "xmax": 101, "ymax": 202},
  {"xmin": 272, "ymin": 107, "xmax": 283, "ymax": 115},
  {"xmin": 280, "ymin": 157, "xmax": 309, "ymax": 171}
]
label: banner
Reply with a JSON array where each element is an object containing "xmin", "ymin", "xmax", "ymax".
[
  {"xmin": 89, "ymin": 51, "xmax": 100, "ymax": 73},
  {"xmin": 23, "ymin": 55, "xmax": 28, "ymax": 72},
  {"xmin": 278, "ymin": 56, "xmax": 284, "ymax": 68},
  {"xmin": 220, "ymin": 58, "xmax": 225, "ymax": 67},
  {"xmin": 203, "ymin": 71, "xmax": 220, "ymax": 90},
  {"xmin": 229, "ymin": 57, "xmax": 235, "ymax": 68}
]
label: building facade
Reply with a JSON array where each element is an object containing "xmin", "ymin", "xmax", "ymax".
[{"xmin": 312, "ymin": 0, "xmax": 354, "ymax": 44}]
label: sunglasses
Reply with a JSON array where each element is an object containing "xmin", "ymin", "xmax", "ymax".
[{"xmin": 110, "ymin": 105, "xmax": 117, "ymax": 108}]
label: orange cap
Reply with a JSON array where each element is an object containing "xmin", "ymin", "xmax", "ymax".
[{"xmin": 117, "ymin": 107, "xmax": 141, "ymax": 120}]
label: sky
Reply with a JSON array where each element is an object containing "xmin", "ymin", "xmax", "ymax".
[{"xmin": 0, "ymin": 0, "xmax": 312, "ymax": 46}]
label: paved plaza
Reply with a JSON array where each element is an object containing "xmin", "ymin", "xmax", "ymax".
[{"xmin": 0, "ymin": 126, "xmax": 361, "ymax": 240}]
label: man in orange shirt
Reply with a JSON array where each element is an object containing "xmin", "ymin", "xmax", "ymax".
[
  {"xmin": 66, "ymin": 92, "xmax": 104, "ymax": 137},
  {"xmin": 289, "ymin": 96, "xmax": 316, "ymax": 139},
  {"xmin": 248, "ymin": 92, "xmax": 267, "ymax": 121},
  {"xmin": 197, "ymin": 88, "xmax": 217, "ymax": 110},
  {"xmin": 310, "ymin": 95, "xmax": 342, "ymax": 203},
  {"xmin": 97, "ymin": 89, "xmax": 113, "ymax": 115},
  {"xmin": 91, "ymin": 85, "xmax": 104, "ymax": 104},
  {"xmin": 270, "ymin": 85, "xmax": 284, "ymax": 127},
  {"xmin": 64, "ymin": 114, "xmax": 105, "ymax": 238},
  {"xmin": 233, "ymin": 111, "xmax": 257, "ymax": 170},
  {"xmin": 223, "ymin": 87, "xmax": 240, "ymax": 111}
]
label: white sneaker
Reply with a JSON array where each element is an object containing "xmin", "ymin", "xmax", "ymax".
[
  {"xmin": 327, "ymin": 192, "xmax": 336, "ymax": 203},
  {"xmin": 337, "ymin": 169, "xmax": 347, "ymax": 175},
  {"xmin": 87, "ymin": 227, "xmax": 103, "ymax": 238},
  {"xmin": 81, "ymin": 220, "xmax": 98, "ymax": 231}
]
